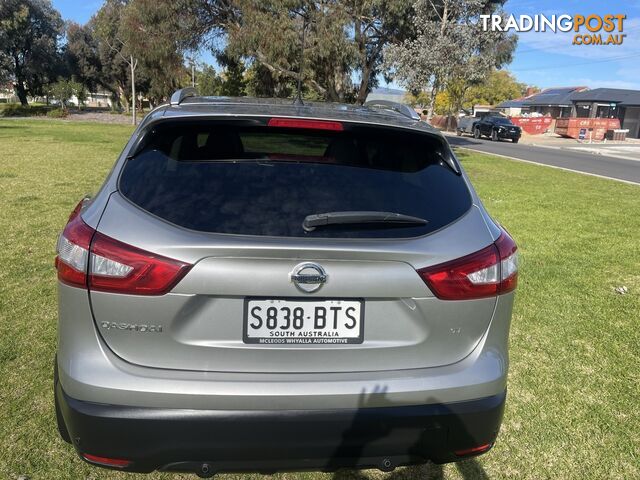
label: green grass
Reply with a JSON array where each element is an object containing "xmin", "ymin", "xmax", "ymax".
[{"xmin": 0, "ymin": 120, "xmax": 638, "ymax": 480}]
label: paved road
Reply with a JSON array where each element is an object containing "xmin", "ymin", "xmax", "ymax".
[{"xmin": 447, "ymin": 135, "xmax": 640, "ymax": 185}]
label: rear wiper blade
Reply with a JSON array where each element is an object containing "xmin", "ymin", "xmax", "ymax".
[{"xmin": 303, "ymin": 211, "xmax": 428, "ymax": 232}]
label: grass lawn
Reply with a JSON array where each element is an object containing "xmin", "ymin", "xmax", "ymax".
[{"xmin": 0, "ymin": 119, "xmax": 638, "ymax": 480}]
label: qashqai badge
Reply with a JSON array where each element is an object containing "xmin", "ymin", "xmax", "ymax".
[{"xmin": 289, "ymin": 262, "xmax": 327, "ymax": 293}]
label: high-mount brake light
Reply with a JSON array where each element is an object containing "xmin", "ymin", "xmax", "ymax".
[
  {"xmin": 268, "ymin": 117, "xmax": 344, "ymax": 131},
  {"xmin": 418, "ymin": 230, "xmax": 518, "ymax": 300},
  {"xmin": 55, "ymin": 201, "xmax": 192, "ymax": 295}
]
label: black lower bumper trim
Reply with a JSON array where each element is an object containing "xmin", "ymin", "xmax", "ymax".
[{"xmin": 56, "ymin": 381, "xmax": 505, "ymax": 474}]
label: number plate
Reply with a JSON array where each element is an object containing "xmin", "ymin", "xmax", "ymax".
[{"xmin": 243, "ymin": 298, "xmax": 364, "ymax": 345}]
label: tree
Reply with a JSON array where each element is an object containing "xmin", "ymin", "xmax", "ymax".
[
  {"xmin": 197, "ymin": 65, "xmax": 223, "ymax": 95},
  {"xmin": 0, "ymin": 0, "xmax": 64, "ymax": 105},
  {"xmin": 92, "ymin": 0, "xmax": 134, "ymax": 113},
  {"xmin": 121, "ymin": 0, "xmax": 186, "ymax": 106},
  {"xmin": 385, "ymin": 0, "xmax": 517, "ymax": 117},
  {"xmin": 404, "ymin": 90, "xmax": 432, "ymax": 109},
  {"xmin": 93, "ymin": 0, "xmax": 140, "ymax": 124},
  {"xmin": 134, "ymin": 0, "xmax": 415, "ymax": 103},
  {"xmin": 463, "ymin": 69, "xmax": 526, "ymax": 109},
  {"xmin": 218, "ymin": 53, "xmax": 246, "ymax": 96},
  {"xmin": 348, "ymin": 0, "xmax": 415, "ymax": 103},
  {"xmin": 49, "ymin": 78, "xmax": 84, "ymax": 110},
  {"xmin": 63, "ymin": 22, "xmax": 102, "ymax": 91},
  {"xmin": 222, "ymin": 1, "xmax": 355, "ymax": 102}
]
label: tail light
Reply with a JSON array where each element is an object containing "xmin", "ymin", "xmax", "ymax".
[
  {"xmin": 82, "ymin": 453, "xmax": 131, "ymax": 468},
  {"xmin": 454, "ymin": 442, "xmax": 493, "ymax": 457},
  {"xmin": 418, "ymin": 230, "xmax": 518, "ymax": 300},
  {"xmin": 56, "ymin": 201, "xmax": 192, "ymax": 295}
]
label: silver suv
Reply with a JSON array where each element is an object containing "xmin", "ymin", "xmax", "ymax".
[{"xmin": 54, "ymin": 90, "xmax": 517, "ymax": 476}]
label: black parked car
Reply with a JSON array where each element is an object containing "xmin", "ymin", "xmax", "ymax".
[{"xmin": 473, "ymin": 116, "xmax": 521, "ymax": 143}]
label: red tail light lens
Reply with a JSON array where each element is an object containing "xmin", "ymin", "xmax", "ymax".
[
  {"xmin": 88, "ymin": 232, "xmax": 191, "ymax": 295},
  {"xmin": 55, "ymin": 214, "xmax": 94, "ymax": 288},
  {"xmin": 454, "ymin": 442, "xmax": 493, "ymax": 457},
  {"xmin": 418, "ymin": 230, "xmax": 518, "ymax": 300},
  {"xmin": 268, "ymin": 117, "xmax": 344, "ymax": 131},
  {"xmin": 82, "ymin": 453, "xmax": 131, "ymax": 468},
  {"xmin": 56, "ymin": 204, "xmax": 192, "ymax": 295}
]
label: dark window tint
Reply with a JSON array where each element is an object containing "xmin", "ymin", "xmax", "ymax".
[
  {"xmin": 489, "ymin": 117, "xmax": 513, "ymax": 125},
  {"xmin": 119, "ymin": 121, "xmax": 471, "ymax": 238}
]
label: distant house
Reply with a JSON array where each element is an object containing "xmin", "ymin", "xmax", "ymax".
[
  {"xmin": 74, "ymin": 90, "xmax": 113, "ymax": 109},
  {"xmin": 522, "ymin": 87, "xmax": 589, "ymax": 118},
  {"xmin": 569, "ymin": 88, "xmax": 640, "ymax": 139},
  {"xmin": 0, "ymin": 84, "xmax": 18, "ymax": 103},
  {"xmin": 496, "ymin": 98, "xmax": 528, "ymax": 117}
]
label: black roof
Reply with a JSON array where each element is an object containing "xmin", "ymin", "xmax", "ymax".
[
  {"xmin": 152, "ymin": 95, "xmax": 440, "ymax": 135},
  {"xmin": 569, "ymin": 88, "xmax": 640, "ymax": 106},
  {"xmin": 496, "ymin": 98, "xmax": 528, "ymax": 108},
  {"xmin": 521, "ymin": 87, "xmax": 587, "ymax": 107}
]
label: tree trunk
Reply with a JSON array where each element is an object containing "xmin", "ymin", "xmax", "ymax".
[
  {"xmin": 15, "ymin": 82, "xmax": 28, "ymax": 106},
  {"xmin": 356, "ymin": 63, "xmax": 373, "ymax": 105},
  {"xmin": 426, "ymin": 83, "xmax": 438, "ymax": 119},
  {"xmin": 131, "ymin": 55, "xmax": 137, "ymax": 126},
  {"xmin": 117, "ymin": 84, "xmax": 130, "ymax": 113}
]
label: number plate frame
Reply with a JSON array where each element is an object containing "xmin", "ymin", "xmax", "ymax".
[{"xmin": 242, "ymin": 297, "xmax": 365, "ymax": 345}]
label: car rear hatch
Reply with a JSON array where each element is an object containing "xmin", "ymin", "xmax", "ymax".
[{"xmin": 87, "ymin": 117, "xmax": 498, "ymax": 373}]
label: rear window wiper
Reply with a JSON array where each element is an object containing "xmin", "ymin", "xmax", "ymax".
[{"xmin": 303, "ymin": 211, "xmax": 428, "ymax": 232}]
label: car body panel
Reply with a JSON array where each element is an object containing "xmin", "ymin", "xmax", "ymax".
[
  {"xmin": 58, "ymin": 282, "xmax": 512, "ymax": 410},
  {"xmin": 88, "ymin": 191, "xmax": 498, "ymax": 373},
  {"xmin": 55, "ymin": 96, "xmax": 515, "ymax": 473}
]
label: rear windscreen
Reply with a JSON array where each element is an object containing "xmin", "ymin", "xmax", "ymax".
[{"xmin": 118, "ymin": 121, "xmax": 471, "ymax": 238}]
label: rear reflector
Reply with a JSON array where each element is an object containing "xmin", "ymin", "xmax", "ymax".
[
  {"xmin": 268, "ymin": 117, "xmax": 344, "ymax": 131},
  {"xmin": 454, "ymin": 442, "xmax": 493, "ymax": 457},
  {"xmin": 82, "ymin": 453, "xmax": 131, "ymax": 468},
  {"xmin": 418, "ymin": 230, "xmax": 518, "ymax": 300},
  {"xmin": 56, "ymin": 201, "xmax": 192, "ymax": 295}
]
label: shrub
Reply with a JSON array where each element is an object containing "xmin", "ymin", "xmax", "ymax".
[
  {"xmin": 0, "ymin": 104, "xmax": 51, "ymax": 117},
  {"xmin": 46, "ymin": 108, "xmax": 68, "ymax": 118}
]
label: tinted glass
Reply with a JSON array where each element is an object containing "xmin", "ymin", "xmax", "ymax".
[
  {"xmin": 491, "ymin": 117, "xmax": 514, "ymax": 125},
  {"xmin": 119, "ymin": 122, "xmax": 471, "ymax": 238}
]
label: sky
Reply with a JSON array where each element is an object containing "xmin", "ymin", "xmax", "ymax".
[{"xmin": 52, "ymin": 0, "xmax": 640, "ymax": 92}]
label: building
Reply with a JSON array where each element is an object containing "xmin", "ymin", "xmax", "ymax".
[
  {"xmin": 0, "ymin": 84, "xmax": 18, "ymax": 103},
  {"xmin": 496, "ymin": 98, "xmax": 528, "ymax": 117},
  {"xmin": 568, "ymin": 88, "xmax": 640, "ymax": 139},
  {"xmin": 522, "ymin": 87, "xmax": 589, "ymax": 118}
]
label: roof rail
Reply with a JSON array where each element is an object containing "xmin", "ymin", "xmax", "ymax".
[
  {"xmin": 170, "ymin": 87, "xmax": 198, "ymax": 106},
  {"xmin": 364, "ymin": 100, "xmax": 421, "ymax": 121}
]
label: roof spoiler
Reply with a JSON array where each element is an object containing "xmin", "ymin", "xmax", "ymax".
[
  {"xmin": 170, "ymin": 87, "xmax": 198, "ymax": 106},
  {"xmin": 364, "ymin": 100, "xmax": 421, "ymax": 121}
]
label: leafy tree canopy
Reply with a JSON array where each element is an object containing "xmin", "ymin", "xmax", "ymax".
[{"xmin": 0, "ymin": 0, "xmax": 64, "ymax": 105}]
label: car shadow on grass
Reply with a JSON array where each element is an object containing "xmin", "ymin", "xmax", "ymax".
[{"xmin": 327, "ymin": 385, "xmax": 492, "ymax": 480}]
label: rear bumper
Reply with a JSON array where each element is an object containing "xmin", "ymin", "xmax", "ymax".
[{"xmin": 56, "ymin": 380, "xmax": 506, "ymax": 474}]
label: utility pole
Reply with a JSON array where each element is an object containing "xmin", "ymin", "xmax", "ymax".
[
  {"xmin": 130, "ymin": 55, "xmax": 138, "ymax": 126},
  {"xmin": 192, "ymin": 62, "xmax": 196, "ymax": 88}
]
